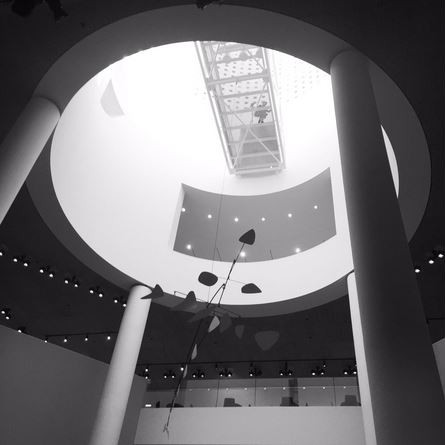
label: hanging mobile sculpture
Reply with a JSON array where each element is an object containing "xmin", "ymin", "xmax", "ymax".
[{"xmin": 150, "ymin": 228, "xmax": 261, "ymax": 432}]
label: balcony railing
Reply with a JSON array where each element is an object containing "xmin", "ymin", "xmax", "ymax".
[{"xmin": 144, "ymin": 377, "xmax": 360, "ymax": 408}]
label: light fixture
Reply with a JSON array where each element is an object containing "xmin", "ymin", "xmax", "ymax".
[
  {"xmin": 181, "ymin": 207, "xmax": 186, "ymax": 212},
  {"xmin": 163, "ymin": 370, "xmax": 176, "ymax": 379},
  {"xmin": 240, "ymin": 251, "xmax": 246, "ymax": 258},
  {"xmin": 288, "ymin": 213, "xmax": 292, "ymax": 218},
  {"xmin": 63, "ymin": 336, "xmax": 68, "ymax": 343},
  {"xmin": 113, "ymin": 298, "xmax": 119, "ymax": 304},
  {"xmin": 428, "ymin": 258, "xmax": 435, "ymax": 265},
  {"xmin": 180, "ymin": 365, "xmax": 185, "ymax": 371},
  {"xmin": 1, "ymin": 308, "xmax": 11, "ymax": 320},
  {"xmin": 0, "ymin": 249, "xmax": 4, "ymax": 256},
  {"xmin": 414, "ymin": 267, "xmax": 421, "ymax": 274},
  {"xmin": 48, "ymin": 272, "xmax": 55, "ymax": 278},
  {"xmin": 192, "ymin": 369, "xmax": 205, "ymax": 379},
  {"xmin": 84, "ymin": 335, "xmax": 89, "ymax": 342},
  {"xmin": 279, "ymin": 362, "xmax": 293, "ymax": 377},
  {"xmin": 313, "ymin": 205, "xmax": 318, "ymax": 210},
  {"xmin": 261, "ymin": 217, "xmax": 266, "ymax": 222},
  {"xmin": 207, "ymin": 214, "xmax": 213, "ymax": 219},
  {"xmin": 186, "ymin": 244, "xmax": 192, "ymax": 250},
  {"xmin": 343, "ymin": 364, "xmax": 357, "ymax": 376},
  {"xmin": 39, "ymin": 267, "xmax": 45, "ymax": 274},
  {"xmin": 249, "ymin": 364, "xmax": 262, "ymax": 377},
  {"xmin": 234, "ymin": 217, "xmax": 239, "ymax": 222},
  {"xmin": 438, "ymin": 251, "xmax": 444, "ymax": 259},
  {"xmin": 89, "ymin": 287, "xmax": 95, "ymax": 294},
  {"xmin": 219, "ymin": 368, "xmax": 232, "ymax": 378},
  {"xmin": 64, "ymin": 278, "xmax": 70, "ymax": 284},
  {"xmin": 106, "ymin": 334, "xmax": 112, "ymax": 341},
  {"xmin": 44, "ymin": 336, "xmax": 48, "ymax": 343},
  {"xmin": 310, "ymin": 365, "xmax": 325, "ymax": 376},
  {"xmin": 295, "ymin": 247, "xmax": 301, "ymax": 253},
  {"xmin": 98, "ymin": 291, "xmax": 104, "ymax": 298},
  {"xmin": 17, "ymin": 327, "xmax": 25, "ymax": 333},
  {"xmin": 13, "ymin": 257, "xmax": 18, "ymax": 263}
]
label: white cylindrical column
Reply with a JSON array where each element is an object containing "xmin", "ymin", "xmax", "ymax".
[
  {"xmin": 0, "ymin": 96, "xmax": 60, "ymax": 224},
  {"xmin": 89, "ymin": 285, "xmax": 152, "ymax": 445},
  {"xmin": 331, "ymin": 50, "xmax": 445, "ymax": 445}
]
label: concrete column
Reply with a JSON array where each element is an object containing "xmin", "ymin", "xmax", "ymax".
[
  {"xmin": 331, "ymin": 50, "xmax": 445, "ymax": 445},
  {"xmin": 0, "ymin": 96, "xmax": 60, "ymax": 224},
  {"xmin": 89, "ymin": 285, "xmax": 151, "ymax": 445}
]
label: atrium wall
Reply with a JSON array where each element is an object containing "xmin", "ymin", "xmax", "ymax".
[{"xmin": 0, "ymin": 325, "xmax": 145, "ymax": 445}]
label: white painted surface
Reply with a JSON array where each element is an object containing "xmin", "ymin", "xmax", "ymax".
[
  {"xmin": 89, "ymin": 285, "xmax": 152, "ymax": 445},
  {"xmin": 0, "ymin": 96, "xmax": 59, "ymax": 224},
  {"xmin": 135, "ymin": 406, "xmax": 365, "ymax": 445},
  {"xmin": 347, "ymin": 273, "xmax": 377, "ymax": 445},
  {"xmin": 433, "ymin": 338, "xmax": 445, "ymax": 396},
  {"xmin": 27, "ymin": 5, "xmax": 431, "ymax": 314},
  {"xmin": 49, "ymin": 44, "xmax": 383, "ymax": 305}
]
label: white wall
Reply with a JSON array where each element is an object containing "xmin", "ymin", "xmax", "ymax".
[
  {"xmin": 433, "ymin": 338, "xmax": 445, "ymax": 395},
  {"xmin": 135, "ymin": 406, "xmax": 365, "ymax": 445},
  {"xmin": 0, "ymin": 325, "xmax": 145, "ymax": 445}
]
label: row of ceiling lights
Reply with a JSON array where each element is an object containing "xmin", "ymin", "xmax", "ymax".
[
  {"xmin": 0, "ymin": 245, "xmax": 127, "ymax": 308},
  {"xmin": 139, "ymin": 361, "xmax": 356, "ymax": 380},
  {"xmin": 0, "ymin": 245, "xmax": 126, "ymax": 339},
  {"xmin": 9, "ymin": 327, "xmax": 118, "ymax": 344},
  {"xmin": 414, "ymin": 249, "xmax": 444, "ymax": 274},
  {"xmin": 185, "ymin": 244, "xmax": 302, "ymax": 255},
  {"xmin": 181, "ymin": 206, "xmax": 319, "ymax": 222}
]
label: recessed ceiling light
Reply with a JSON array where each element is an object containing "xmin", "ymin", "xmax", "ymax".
[
  {"xmin": 63, "ymin": 336, "xmax": 68, "ymax": 343},
  {"xmin": 98, "ymin": 292, "xmax": 104, "ymax": 298},
  {"xmin": 295, "ymin": 247, "xmax": 301, "ymax": 253},
  {"xmin": 288, "ymin": 213, "xmax": 292, "ymax": 218},
  {"xmin": 39, "ymin": 268, "xmax": 45, "ymax": 274},
  {"xmin": 428, "ymin": 258, "xmax": 435, "ymax": 265},
  {"xmin": 49, "ymin": 272, "xmax": 54, "ymax": 278},
  {"xmin": 23, "ymin": 262, "xmax": 29, "ymax": 267},
  {"xmin": 240, "ymin": 251, "xmax": 246, "ymax": 258},
  {"xmin": 234, "ymin": 217, "xmax": 239, "ymax": 222},
  {"xmin": 414, "ymin": 267, "xmax": 421, "ymax": 274},
  {"xmin": 207, "ymin": 214, "xmax": 212, "ymax": 219},
  {"xmin": 13, "ymin": 257, "xmax": 18, "ymax": 263},
  {"xmin": 313, "ymin": 205, "xmax": 318, "ymax": 210},
  {"xmin": 181, "ymin": 207, "xmax": 186, "ymax": 212},
  {"xmin": 106, "ymin": 335, "xmax": 111, "ymax": 341},
  {"xmin": 64, "ymin": 278, "xmax": 69, "ymax": 284},
  {"xmin": 438, "ymin": 252, "xmax": 444, "ymax": 259},
  {"xmin": 261, "ymin": 217, "xmax": 266, "ymax": 222},
  {"xmin": 186, "ymin": 244, "xmax": 192, "ymax": 250}
]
